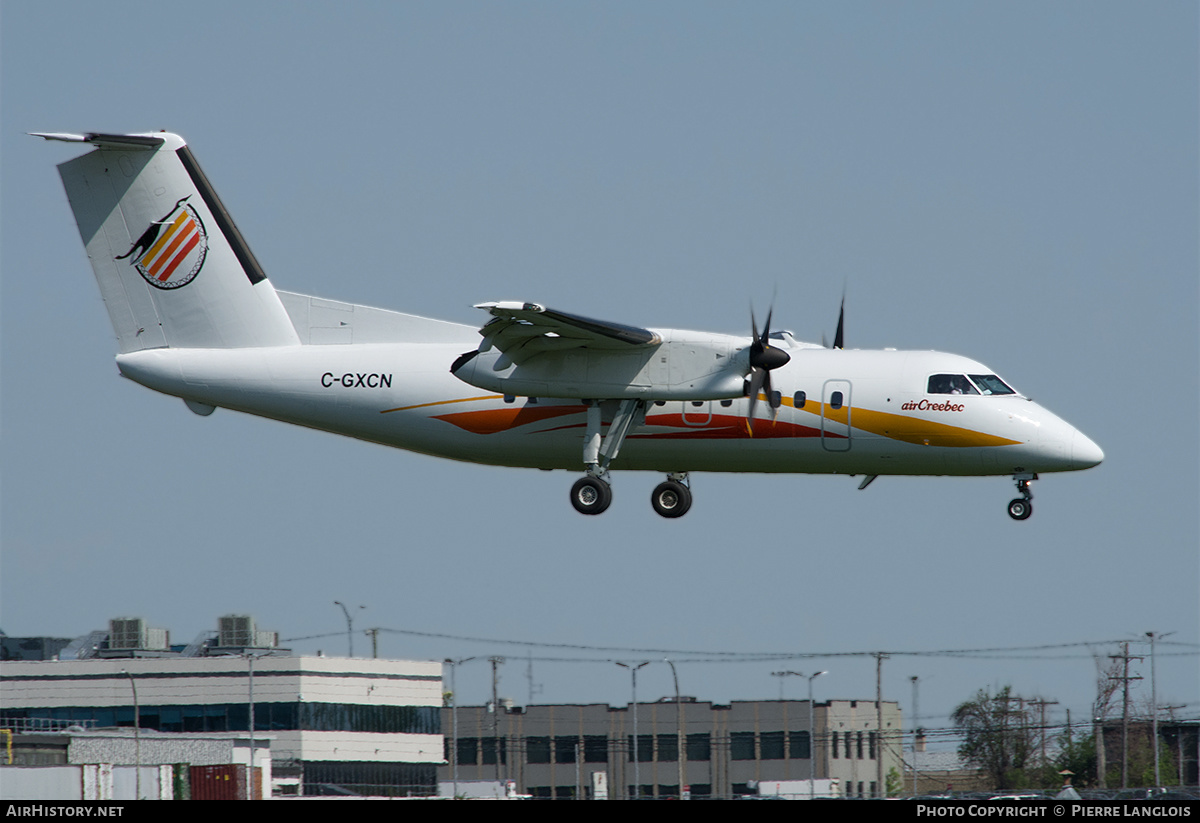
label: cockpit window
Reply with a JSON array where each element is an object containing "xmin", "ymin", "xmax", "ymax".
[
  {"xmin": 927, "ymin": 374, "xmax": 979, "ymax": 395},
  {"xmin": 968, "ymin": 374, "xmax": 1015, "ymax": 395}
]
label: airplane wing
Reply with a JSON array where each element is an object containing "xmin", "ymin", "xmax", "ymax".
[{"xmin": 473, "ymin": 301, "xmax": 660, "ymax": 365}]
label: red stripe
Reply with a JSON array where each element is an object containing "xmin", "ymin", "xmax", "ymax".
[{"xmin": 157, "ymin": 232, "xmax": 200, "ymax": 281}]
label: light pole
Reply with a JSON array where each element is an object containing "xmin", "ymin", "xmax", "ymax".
[
  {"xmin": 333, "ymin": 601, "xmax": 364, "ymax": 657},
  {"xmin": 617, "ymin": 661, "xmax": 649, "ymax": 799},
  {"xmin": 808, "ymin": 671, "xmax": 827, "ymax": 799},
  {"xmin": 241, "ymin": 651, "xmax": 271, "ymax": 799},
  {"xmin": 121, "ymin": 670, "xmax": 140, "ymax": 800},
  {"xmin": 663, "ymin": 659, "xmax": 685, "ymax": 799}
]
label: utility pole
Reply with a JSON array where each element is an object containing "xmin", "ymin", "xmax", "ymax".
[
  {"xmin": 1029, "ymin": 699, "xmax": 1059, "ymax": 766},
  {"xmin": 1146, "ymin": 631, "xmax": 1175, "ymax": 787},
  {"xmin": 1109, "ymin": 643, "xmax": 1143, "ymax": 788},
  {"xmin": 525, "ymin": 652, "xmax": 542, "ymax": 706},
  {"xmin": 445, "ymin": 657, "xmax": 475, "ymax": 798},
  {"xmin": 910, "ymin": 676, "xmax": 919, "ymax": 796},
  {"xmin": 875, "ymin": 652, "xmax": 887, "ymax": 797},
  {"xmin": 363, "ymin": 628, "xmax": 379, "ymax": 659},
  {"xmin": 489, "ymin": 656, "xmax": 506, "ymax": 782},
  {"xmin": 1162, "ymin": 705, "xmax": 1187, "ymax": 786}
]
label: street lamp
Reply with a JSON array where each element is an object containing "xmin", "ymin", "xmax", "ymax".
[
  {"xmin": 333, "ymin": 601, "xmax": 364, "ymax": 657},
  {"xmin": 120, "ymin": 670, "xmax": 140, "ymax": 800},
  {"xmin": 663, "ymin": 659, "xmax": 685, "ymax": 799},
  {"xmin": 808, "ymin": 671, "xmax": 827, "ymax": 799},
  {"xmin": 616, "ymin": 661, "xmax": 649, "ymax": 799}
]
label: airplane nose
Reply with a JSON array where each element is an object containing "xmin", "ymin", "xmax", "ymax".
[{"xmin": 1071, "ymin": 429, "xmax": 1104, "ymax": 469}]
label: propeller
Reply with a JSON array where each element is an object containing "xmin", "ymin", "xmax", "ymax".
[{"xmin": 746, "ymin": 304, "xmax": 791, "ymax": 428}]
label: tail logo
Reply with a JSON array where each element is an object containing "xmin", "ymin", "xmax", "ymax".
[{"xmin": 116, "ymin": 196, "xmax": 208, "ymax": 290}]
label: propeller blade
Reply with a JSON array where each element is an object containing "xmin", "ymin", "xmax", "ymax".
[
  {"xmin": 764, "ymin": 371, "xmax": 781, "ymax": 422},
  {"xmin": 833, "ymin": 297, "xmax": 845, "ymax": 350},
  {"xmin": 746, "ymin": 368, "xmax": 766, "ymax": 424}
]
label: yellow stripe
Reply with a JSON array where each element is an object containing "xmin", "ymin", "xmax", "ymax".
[
  {"xmin": 780, "ymin": 395, "xmax": 1022, "ymax": 448},
  {"xmin": 380, "ymin": 394, "xmax": 503, "ymax": 414}
]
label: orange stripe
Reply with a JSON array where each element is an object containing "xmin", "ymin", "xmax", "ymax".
[
  {"xmin": 139, "ymin": 210, "xmax": 190, "ymax": 266},
  {"xmin": 379, "ymin": 395, "xmax": 503, "ymax": 414}
]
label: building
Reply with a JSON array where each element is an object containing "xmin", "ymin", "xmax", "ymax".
[
  {"xmin": 2, "ymin": 721, "xmax": 270, "ymax": 800},
  {"xmin": 0, "ymin": 618, "xmax": 443, "ymax": 797},
  {"xmin": 440, "ymin": 698, "xmax": 903, "ymax": 799}
]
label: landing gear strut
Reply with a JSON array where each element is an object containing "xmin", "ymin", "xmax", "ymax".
[
  {"xmin": 571, "ymin": 399, "xmax": 643, "ymax": 516},
  {"xmin": 651, "ymin": 473, "xmax": 692, "ymax": 518},
  {"xmin": 1007, "ymin": 473, "xmax": 1036, "ymax": 521}
]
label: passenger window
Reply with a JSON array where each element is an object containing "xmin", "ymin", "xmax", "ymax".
[
  {"xmin": 830, "ymin": 391, "xmax": 843, "ymax": 410},
  {"xmin": 793, "ymin": 391, "xmax": 806, "ymax": 408}
]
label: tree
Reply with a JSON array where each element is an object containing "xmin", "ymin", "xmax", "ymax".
[
  {"xmin": 1052, "ymin": 731, "xmax": 1098, "ymax": 789},
  {"xmin": 952, "ymin": 686, "xmax": 1036, "ymax": 790}
]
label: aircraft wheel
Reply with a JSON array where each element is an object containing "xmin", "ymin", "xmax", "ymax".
[
  {"xmin": 651, "ymin": 480, "xmax": 692, "ymax": 518},
  {"xmin": 571, "ymin": 476, "xmax": 612, "ymax": 515},
  {"xmin": 1007, "ymin": 498, "xmax": 1032, "ymax": 521}
]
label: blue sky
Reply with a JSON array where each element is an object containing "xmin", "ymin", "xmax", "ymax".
[{"xmin": 2, "ymin": 2, "xmax": 1196, "ymax": 746}]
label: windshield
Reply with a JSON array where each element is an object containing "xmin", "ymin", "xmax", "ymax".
[{"xmin": 968, "ymin": 374, "xmax": 1016, "ymax": 395}]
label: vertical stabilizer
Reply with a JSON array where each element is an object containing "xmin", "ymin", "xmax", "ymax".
[{"xmin": 40, "ymin": 132, "xmax": 300, "ymax": 352}]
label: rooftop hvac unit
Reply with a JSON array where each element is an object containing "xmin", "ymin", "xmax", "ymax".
[
  {"xmin": 218, "ymin": 615, "xmax": 254, "ymax": 648},
  {"xmin": 108, "ymin": 618, "xmax": 170, "ymax": 651},
  {"xmin": 109, "ymin": 617, "xmax": 146, "ymax": 649}
]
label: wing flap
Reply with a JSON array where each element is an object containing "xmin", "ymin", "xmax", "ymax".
[{"xmin": 473, "ymin": 302, "xmax": 659, "ymax": 364}]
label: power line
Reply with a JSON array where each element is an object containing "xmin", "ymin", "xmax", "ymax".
[{"xmin": 280, "ymin": 627, "xmax": 1198, "ymax": 662}]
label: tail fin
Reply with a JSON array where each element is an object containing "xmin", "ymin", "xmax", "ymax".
[{"xmin": 37, "ymin": 132, "xmax": 299, "ymax": 352}]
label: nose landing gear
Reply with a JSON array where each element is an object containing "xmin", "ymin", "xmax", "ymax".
[{"xmin": 1007, "ymin": 473, "xmax": 1036, "ymax": 520}]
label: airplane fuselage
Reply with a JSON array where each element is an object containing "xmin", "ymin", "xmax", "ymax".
[{"xmin": 115, "ymin": 329, "xmax": 1101, "ymax": 478}]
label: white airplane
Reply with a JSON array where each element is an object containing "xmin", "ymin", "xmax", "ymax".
[{"xmin": 37, "ymin": 131, "xmax": 1103, "ymax": 519}]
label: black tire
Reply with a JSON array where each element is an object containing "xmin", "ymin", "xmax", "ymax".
[
  {"xmin": 571, "ymin": 476, "xmax": 612, "ymax": 515},
  {"xmin": 651, "ymin": 480, "xmax": 692, "ymax": 518},
  {"xmin": 1007, "ymin": 498, "xmax": 1032, "ymax": 521}
]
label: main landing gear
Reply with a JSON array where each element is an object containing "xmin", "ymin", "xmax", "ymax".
[
  {"xmin": 1007, "ymin": 473, "xmax": 1036, "ymax": 521},
  {"xmin": 570, "ymin": 398, "xmax": 693, "ymax": 518},
  {"xmin": 570, "ymin": 472, "xmax": 693, "ymax": 518},
  {"xmin": 651, "ymin": 474, "xmax": 692, "ymax": 518},
  {"xmin": 570, "ymin": 475, "xmax": 612, "ymax": 515}
]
